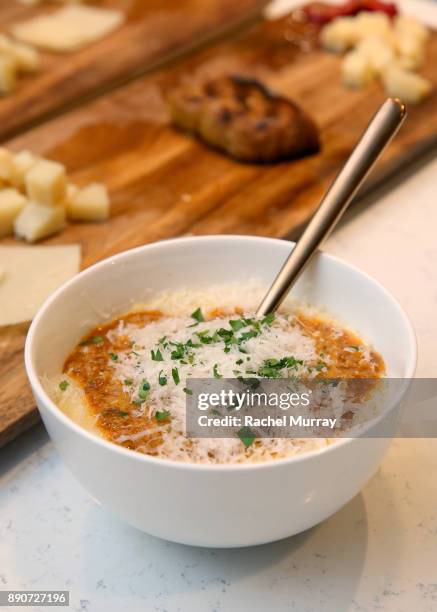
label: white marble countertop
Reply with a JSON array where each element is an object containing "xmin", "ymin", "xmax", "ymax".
[{"xmin": 1, "ymin": 2, "xmax": 437, "ymax": 611}]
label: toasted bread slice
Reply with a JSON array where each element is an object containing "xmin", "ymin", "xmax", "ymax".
[{"xmin": 167, "ymin": 75, "xmax": 320, "ymax": 163}]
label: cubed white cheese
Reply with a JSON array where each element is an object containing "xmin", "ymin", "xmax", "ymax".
[
  {"xmin": 11, "ymin": 150, "xmax": 39, "ymax": 190},
  {"xmin": 25, "ymin": 158, "xmax": 67, "ymax": 206},
  {"xmin": 14, "ymin": 201, "xmax": 66, "ymax": 242},
  {"xmin": 356, "ymin": 36, "xmax": 396, "ymax": 75},
  {"xmin": 67, "ymin": 182, "xmax": 110, "ymax": 222},
  {"xmin": 395, "ymin": 33, "xmax": 425, "ymax": 69},
  {"xmin": 0, "ymin": 188, "xmax": 28, "ymax": 237},
  {"xmin": 0, "ymin": 54, "xmax": 16, "ymax": 95},
  {"xmin": 9, "ymin": 41, "xmax": 40, "ymax": 73},
  {"xmin": 354, "ymin": 12, "xmax": 391, "ymax": 42},
  {"xmin": 382, "ymin": 64, "xmax": 432, "ymax": 104},
  {"xmin": 394, "ymin": 15, "xmax": 429, "ymax": 44},
  {"xmin": 320, "ymin": 17, "xmax": 359, "ymax": 53},
  {"xmin": 342, "ymin": 51, "xmax": 375, "ymax": 88}
]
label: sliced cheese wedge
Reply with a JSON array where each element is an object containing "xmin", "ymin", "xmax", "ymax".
[
  {"xmin": 14, "ymin": 201, "xmax": 66, "ymax": 242},
  {"xmin": 0, "ymin": 189, "xmax": 28, "ymax": 238},
  {"xmin": 0, "ymin": 244, "xmax": 80, "ymax": 326},
  {"xmin": 12, "ymin": 5, "xmax": 125, "ymax": 53},
  {"xmin": 25, "ymin": 158, "xmax": 67, "ymax": 206},
  {"xmin": 67, "ymin": 182, "xmax": 110, "ymax": 222}
]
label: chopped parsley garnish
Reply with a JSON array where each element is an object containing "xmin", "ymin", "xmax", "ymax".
[
  {"xmin": 258, "ymin": 356, "xmax": 304, "ymax": 378},
  {"xmin": 124, "ymin": 378, "xmax": 133, "ymax": 386},
  {"xmin": 170, "ymin": 342, "xmax": 186, "ymax": 360},
  {"xmin": 348, "ymin": 345, "xmax": 360, "ymax": 351},
  {"xmin": 261, "ymin": 313, "xmax": 275, "ymax": 326},
  {"xmin": 315, "ymin": 362, "xmax": 327, "ymax": 371},
  {"xmin": 191, "ymin": 307, "xmax": 205, "ymax": 323},
  {"xmin": 151, "ymin": 348, "xmax": 164, "ymax": 362},
  {"xmin": 172, "ymin": 367, "xmax": 180, "ymax": 385},
  {"xmin": 229, "ymin": 319, "xmax": 245, "ymax": 332},
  {"xmin": 183, "ymin": 387, "xmax": 193, "ymax": 395},
  {"xmin": 91, "ymin": 335, "xmax": 104, "ymax": 344},
  {"xmin": 59, "ymin": 380, "xmax": 69, "ymax": 392},
  {"xmin": 213, "ymin": 363, "xmax": 222, "ymax": 379},
  {"xmin": 158, "ymin": 371, "xmax": 167, "ymax": 386},
  {"xmin": 237, "ymin": 426, "xmax": 256, "ymax": 448},
  {"xmin": 109, "ymin": 352, "xmax": 118, "ymax": 361},
  {"xmin": 80, "ymin": 335, "xmax": 104, "ymax": 346},
  {"xmin": 235, "ymin": 358, "xmax": 243, "ymax": 365},
  {"xmin": 155, "ymin": 410, "xmax": 171, "ymax": 422},
  {"xmin": 138, "ymin": 378, "xmax": 150, "ymax": 399}
]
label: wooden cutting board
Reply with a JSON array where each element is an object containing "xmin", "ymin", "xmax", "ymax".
[
  {"xmin": 0, "ymin": 0, "xmax": 267, "ymax": 141},
  {"xmin": 1, "ymin": 11, "xmax": 437, "ymax": 447}
]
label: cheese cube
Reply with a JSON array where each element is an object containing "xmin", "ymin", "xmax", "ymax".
[
  {"xmin": 10, "ymin": 42, "xmax": 40, "ymax": 73},
  {"xmin": 394, "ymin": 15, "xmax": 429, "ymax": 44},
  {"xmin": 11, "ymin": 150, "xmax": 39, "ymax": 190},
  {"xmin": 356, "ymin": 37, "xmax": 396, "ymax": 75},
  {"xmin": 0, "ymin": 35, "xmax": 39, "ymax": 74},
  {"xmin": 25, "ymin": 159, "xmax": 67, "ymax": 206},
  {"xmin": 67, "ymin": 183, "xmax": 110, "ymax": 222},
  {"xmin": 0, "ymin": 54, "xmax": 16, "ymax": 94},
  {"xmin": 395, "ymin": 34, "xmax": 425, "ymax": 70},
  {"xmin": 0, "ymin": 188, "xmax": 27, "ymax": 237},
  {"xmin": 65, "ymin": 182, "xmax": 79, "ymax": 202},
  {"xmin": 382, "ymin": 65, "xmax": 432, "ymax": 104},
  {"xmin": 0, "ymin": 148, "xmax": 15, "ymax": 183},
  {"xmin": 342, "ymin": 51, "xmax": 375, "ymax": 88},
  {"xmin": 354, "ymin": 12, "xmax": 391, "ymax": 42},
  {"xmin": 320, "ymin": 17, "xmax": 359, "ymax": 53},
  {"xmin": 14, "ymin": 201, "xmax": 66, "ymax": 242}
]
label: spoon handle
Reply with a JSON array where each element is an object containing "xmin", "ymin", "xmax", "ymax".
[{"xmin": 256, "ymin": 97, "xmax": 406, "ymax": 317}]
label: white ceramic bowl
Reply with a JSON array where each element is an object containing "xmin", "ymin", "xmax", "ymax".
[{"xmin": 25, "ymin": 236, "xmax": 416, "ymax": 547}]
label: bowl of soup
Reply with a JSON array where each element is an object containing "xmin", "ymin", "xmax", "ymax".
[{"xmin": 25, "ymin": 236, "xmax": 416, "ymax": 547}]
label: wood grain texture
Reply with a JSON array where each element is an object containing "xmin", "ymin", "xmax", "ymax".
[
  {"xmin": 0, "ymin": 0, "xmax": 267, "ymax": 141},
  {"xmin": 1, "ymin": 13, "xmax": 437, "ymax": 446}
]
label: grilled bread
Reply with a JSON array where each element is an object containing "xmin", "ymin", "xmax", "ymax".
[{"xmin": 167, "ymin": 75, "xmax": 320, "ymax": 163}]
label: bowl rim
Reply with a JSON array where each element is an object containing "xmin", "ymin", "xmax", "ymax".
[{"xmin": 25, "ymin": 234, "xmax": 418, "ymax": 472}]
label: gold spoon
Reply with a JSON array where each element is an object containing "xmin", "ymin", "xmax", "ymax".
[{"xmin": 256, "ymin": 97, "xmax": 406, "ymax": 317}]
